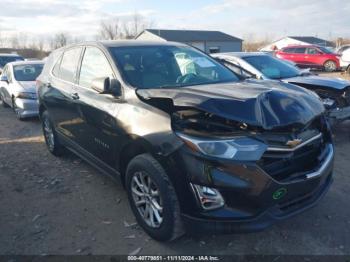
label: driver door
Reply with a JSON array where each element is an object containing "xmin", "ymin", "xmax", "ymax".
[{"xmin": 74, "ymin": 46, "xmax": 119, "ymax": 167}]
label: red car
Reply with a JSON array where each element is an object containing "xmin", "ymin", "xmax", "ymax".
[{"xmin": 276, "ymin": 45, "xmax": 340, "ymax": 72}]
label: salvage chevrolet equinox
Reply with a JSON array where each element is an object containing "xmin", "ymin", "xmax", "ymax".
[{"xmin": 37, "ymin": 41, "xmax": 334, "ymax": 241}]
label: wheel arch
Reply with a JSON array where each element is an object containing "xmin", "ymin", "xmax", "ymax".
[
  {"xmin": 38, "ymin": 103, "xmax": 47, "ymax": 119},
  {"xmin": 118, "ymin": 136, "xmax": 155, "ymax": 187}
]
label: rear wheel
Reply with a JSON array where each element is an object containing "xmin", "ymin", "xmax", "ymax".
[
  {"xmin": 125, "ymin": 154, "xmax": 184, "ymax": 241},
  {"xmin": 41, "ymin": 110, "xmax": 65, "ymax": 156},
  {"xmin": 324, "ymin": 60, "xmax": 337, "ymax": 72}
]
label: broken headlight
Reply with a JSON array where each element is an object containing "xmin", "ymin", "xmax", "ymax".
[{"xmin": 177, "ymin": 133, "xmax": 268, "ymax": 161}]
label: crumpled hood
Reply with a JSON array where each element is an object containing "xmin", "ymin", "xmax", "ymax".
[
  {"xmin": 136, "ymin": 80, "xmax": 325, "ymax": 130},
  {"xmin": 18, "ymin": 81, "xmax": 36, "ymax": 92},
  {"xmin": 283, "ymin": 75, "xmax": 350, "ymax": 90}
]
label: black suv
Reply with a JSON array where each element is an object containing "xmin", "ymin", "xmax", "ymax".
[{"xmin": 37, "ymin": 41, "xmax": 334, "ymax": 241}]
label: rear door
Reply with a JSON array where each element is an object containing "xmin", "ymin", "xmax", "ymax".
[
  {"xmin": 277, "ymin": 47, "xmax": 296, "ymax": 62},
  {"xmin": 291, "ymin": 47, "xmax": 307, "ymax": 66},
  {"xmin": 44, "ymin": 46, "xmax": 83, "ymax": 143},
  {"xmin": 73, "ymin": 46, "xmax": 119, "ymax": 167}
]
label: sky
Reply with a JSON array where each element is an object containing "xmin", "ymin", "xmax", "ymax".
[{"xmin": 0, "ymin": 0, "xmax": 349, "ymax": 47}]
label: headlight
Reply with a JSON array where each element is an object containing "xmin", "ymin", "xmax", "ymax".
[
  {"xmin": 177, "ymin": 133, "xmax": 267, "ymax": 161},
  {"xmin": 16, "ymin": 92, "xmax": 37, "ymax": 100}
]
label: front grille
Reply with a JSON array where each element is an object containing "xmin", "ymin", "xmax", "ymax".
[{"xmin": 258, "ymin": 117, "xmax": 330, "ymax": 182}]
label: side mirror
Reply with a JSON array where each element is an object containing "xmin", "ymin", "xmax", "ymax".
[
  {"xmin": 109, "ymin": 78, "xmax": 122, "ymax": 97},
  {"xmin": 91, "ymin": 77, "xmax": 122, "ymax": 97},
  {"xmin": 0, "ymin": 75, "xmax": 8, "ymax": 83}
]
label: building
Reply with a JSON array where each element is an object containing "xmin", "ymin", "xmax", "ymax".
[
  {"xmin": 260, "ymin": 36, "xmax": 335, "ymax": 51},
  {"xmin": 135, "ymin": 29, "xmax": 243, "ymax": 53}
]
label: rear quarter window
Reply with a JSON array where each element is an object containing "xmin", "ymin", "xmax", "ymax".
[{"xmin": 55, "ymin": 47, "xmax": 82, "ymax": 82}]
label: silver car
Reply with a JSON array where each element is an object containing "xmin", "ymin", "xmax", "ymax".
[{"xmin": 0, "ymin": 61, "xmax": 44, "ymax": 120}]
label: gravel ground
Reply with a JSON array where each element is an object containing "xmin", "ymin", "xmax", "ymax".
[{"xmin": 0, "ymin": 79, "xmax": 350, "ymax": 255}]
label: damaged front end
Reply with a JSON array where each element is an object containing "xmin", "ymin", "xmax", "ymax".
[
  {"xmin": 169, "ymin": 107, "xmax": 333, "ymax": 234},
  {"xmin": 316, "ymin": 87, "xmax": 350, "ymax": 123},
  {"xmin": 136, "ymin": 82, "xmax": 334, "ymax": 234},
  {"xmin": 287, "ymin": 81, "xmax": 350, "ymax": 123}
]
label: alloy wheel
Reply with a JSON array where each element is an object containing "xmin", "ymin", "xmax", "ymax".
[
  {"xmin": 131, "ymin": 171, "xmax": 163, "ymax": 228},
  {"xmin": 324, "ymin": 61, "xmax": 336, "ymax": 72}
]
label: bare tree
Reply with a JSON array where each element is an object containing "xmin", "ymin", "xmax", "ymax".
[
  {"xmin": 126, "ymin": 12, "xmax": 154, "ymax": 38},
  {"xmin": 50, "ymin": 33, "xmax": 69, "ymax": 50},
  {"xmin": 99, "ymin": 19, "xmax": 121, "ymax": 40},
  {"xmin": 10, "ymin": 35, "xmax": 20, "ymax": 49},
  {"xmin": 99, "ymin": 12, "xmax": 154, "ymax": 40}
]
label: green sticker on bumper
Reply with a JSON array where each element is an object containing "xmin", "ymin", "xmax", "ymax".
[{"xmin": 273, "ymin": 188, "xmax": 287, "ymax": 200}]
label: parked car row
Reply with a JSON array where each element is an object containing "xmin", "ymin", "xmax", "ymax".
[{"xmin": 0, "ymin": 41, "xmax": 341, "ymax": 242}]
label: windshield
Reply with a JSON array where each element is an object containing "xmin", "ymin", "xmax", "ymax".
[
  {"xmin": 318, "ymin": 46, "xmax": 334, "ymax": 54},
  {"xmin": 243, "ymin": 55, "xmax": 301, "ymax": 79},
  {"xmin": 0, "ymin": 56, "xmax": 24, "ymax": 67},
  {"xmin": 13, "ymin": 64, "xmax": 44, "ymax": 81},
  {"xmin": 111, "ymin": 45, "xmax": 239, "ymax": 89}
]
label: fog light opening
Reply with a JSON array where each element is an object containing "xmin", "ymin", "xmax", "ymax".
[{"xmin": 191, "ymin": 184, "xmax": 225, "ymax": 210}]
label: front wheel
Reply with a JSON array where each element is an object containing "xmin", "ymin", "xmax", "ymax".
[
  {"xmin": 125, "ymin": 154, "xmax": 184, "ymax": 241},
  {"xmin": 0, "ymin": 93, "xmax": 9, "ymax": 108},
  {"xmin": 41, "ymin": 110, "xmax": 65, "ymax": 156},
  {"xmin": 12, "ymin": 97, "xmax": 24, "ymax": 120},
  {"xmin": 324, "ymin": 60, "xmax": 337, "ymax": 72}
]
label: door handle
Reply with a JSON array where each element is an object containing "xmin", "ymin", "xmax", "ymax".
[{"xmin": 71, "ymin": 93, "xmax": 79, "ymax": 100}]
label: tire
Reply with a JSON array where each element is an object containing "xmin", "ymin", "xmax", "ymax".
[
  {"xmin": 41, "ymin": 110, "xmax": 65, "ymax": 156},
  {"xmin": 0, "ymin": 93, "xmax": 9, "ymax": 108},
  {"xmin": 125, "ymin": 153, "xmax": 184, "ymax": 241},
  {"xmin": 324, "ymin": 60, "xmax": 337, "ymax": 72}
]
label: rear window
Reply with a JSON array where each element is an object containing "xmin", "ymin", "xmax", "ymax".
[{"xmin": 13, "ymin": 64, "xmax": 43, "ymax": 81}]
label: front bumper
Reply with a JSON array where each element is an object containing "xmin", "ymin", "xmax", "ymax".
[
  {"xmin": 15, "ymin": 98, "xmax": 39, "ymax": 118},
  {"xmin": 172, "ymin": 142, "xmax": 334, "ymax": 235},
  {"xmin": 327, "ymin": 106, "xmax": 350, "ymax": 121},
  {"xmin": 182, "ymin": 174, "xmax": 332, "ymax": 234}
]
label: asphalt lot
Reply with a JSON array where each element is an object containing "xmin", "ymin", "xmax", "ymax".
[{"xmin": 0, "ymin": 74, "xmax": 350, "ymax": 256}]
